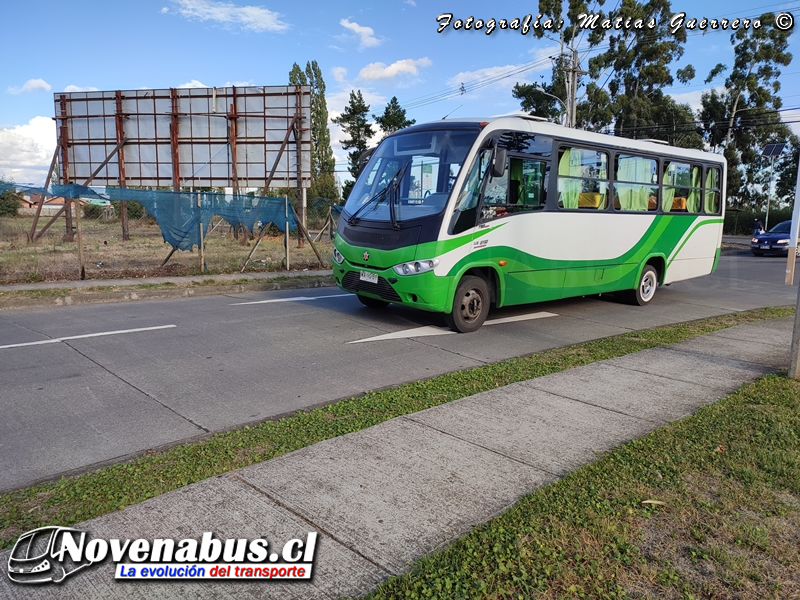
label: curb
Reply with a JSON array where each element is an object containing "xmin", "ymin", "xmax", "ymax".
[{"xmin": 0, "ymin": 276, "xmax": 337, "ymax": 311}]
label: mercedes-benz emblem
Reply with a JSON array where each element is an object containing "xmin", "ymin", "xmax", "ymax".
[{"xmin": 363, "ymin": 252, "xmax": 369, "ymax": 261}]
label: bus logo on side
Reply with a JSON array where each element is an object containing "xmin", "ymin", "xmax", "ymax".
[
  {"xmin": 6, "ymin": 526, "xmax": 94, "ymax": 584},
  {"xmin": 473, "ymin": 239, "xmax": 489, "ymax": 248}
]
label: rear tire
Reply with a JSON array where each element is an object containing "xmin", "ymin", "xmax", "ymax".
[
  {"xmin": 357, "ymin": 295, "xmax": 389, "ymax": 308},
  {"xmin": 627, "ymin": 265, "xmax": 658, "ymax": 306},
  {"xmin": 445, "ymin": 276, "xmax": 489, "ymax": 333}
]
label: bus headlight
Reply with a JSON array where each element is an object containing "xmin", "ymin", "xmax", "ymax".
[
  {"xmin": 333, "ymin": 247, "xmax": 345, "ymax": 264},
  {"xmin": 393, "ymin": 258, "xmax": 439, "ymax": 276}
]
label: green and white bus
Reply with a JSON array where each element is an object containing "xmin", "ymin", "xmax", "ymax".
[{"xmin": 332, "ymin": 115, "xmax": 726, "ymax": 332}]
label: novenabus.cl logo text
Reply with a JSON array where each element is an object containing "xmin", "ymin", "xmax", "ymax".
[{"xmin": 6, "ymin": 527, "xmax": 318, "ymax": 584}]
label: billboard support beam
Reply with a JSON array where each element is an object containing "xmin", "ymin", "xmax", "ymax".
[
  {"xmin": 115, "ymin": 90, "xmax": 130, "ymax": 241},
  {"xmin": 58, "ymin": 95, "xmax": 74, "ymax": 241},
  {"xmin": 295, "ymin": 85, "xmax": 304, "ymax": 248},
  {"xmin": 28, "ymin": 143, "xmax": 60, "ymax": 242}
]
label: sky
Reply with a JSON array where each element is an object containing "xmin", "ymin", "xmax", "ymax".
[{"xmin": 1, "ymin": 0, "xmax": 798, "ymax": 187}]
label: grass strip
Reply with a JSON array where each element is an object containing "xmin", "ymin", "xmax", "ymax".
[
  {"xmin": 0, "ymin": 306, "xmax": 793, "ymax": 550},
  {"xmin": 361, "ymin": 372, "xmax": 800, "ymax": 600}
]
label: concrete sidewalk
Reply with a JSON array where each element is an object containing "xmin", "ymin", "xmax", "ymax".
[{"xmin": 0, "ymin": 317, "xmax": 791, "ymax": 599}]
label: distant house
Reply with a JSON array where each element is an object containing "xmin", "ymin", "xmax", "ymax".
[{"xmin": 18, "ymin": 194, "xmax": 75, "ymax": 217}]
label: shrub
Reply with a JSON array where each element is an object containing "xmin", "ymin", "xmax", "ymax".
[
  {"xmin": 83, "ymin": 204, "xmax": 104, "ymax": 219},
  {"xmin": 111, "ymin": 200, "xmax": 145, "ymax": 219},
  {"xmin": 0, "ymin": 190, "xmax": 21, "ymax": 217}
]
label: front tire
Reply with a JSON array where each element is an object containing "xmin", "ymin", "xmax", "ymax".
[
  {"xmin": 358, "ymin": 295, "xmax": 389, "ymax": 308},
  {"xmin": 445, "ymin": 276, "xmax": 489, "ymax": 333},
  {"xmin": 627, "ymin": 265, "xmax": 658, "ymax": 306}
]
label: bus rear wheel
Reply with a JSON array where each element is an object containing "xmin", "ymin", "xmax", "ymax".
[
  {"xmin": 358, "ymin": 295, "xmax": 389, "ymax": 308},
  {"xmin": 627, "ymin": 265, "xmax": 658, "ymax": 306},
  {"xmin": 445, "ymin": 276, "xmax": 489, "ymax": 333}
]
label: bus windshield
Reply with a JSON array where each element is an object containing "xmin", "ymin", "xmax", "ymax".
[{"xmin": 343, "ymin": 128, "xmax": 480, "ymax": 225}]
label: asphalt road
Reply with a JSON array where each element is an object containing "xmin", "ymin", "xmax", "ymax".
[{"xmin": 1, "ymin": 248, "xmax": 797, "ymax": 492}]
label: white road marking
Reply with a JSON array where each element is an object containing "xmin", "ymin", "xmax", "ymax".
[
  {"xmin": 230, "ymin": 293, "xmax": 351, "ymax": 306},
  {"xmin": 348, "ymin": 311, "xmax": 558, "ymax": 343},
  {"xmin": 482, "ymin": 311, "xmax": 559, "ymax": 325},
  {"xmin": 0, "ymin": 325, "xmax": 177, "ymax": 350},
  {"xmin": 348, "ymin": 325, "xmax": 455, "ymax": 344}
]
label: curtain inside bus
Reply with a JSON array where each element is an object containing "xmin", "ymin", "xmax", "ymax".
[
  {"xmin": 616, "ymin": 156, "xmax": 652, "ymax": 211},
  {"xmin": 687, "ymin": 167, "xmax": 701, "ymax": 212},
  {"xmin": 558, "ymin": 149, "xmax": 581, "ymax": 209}
]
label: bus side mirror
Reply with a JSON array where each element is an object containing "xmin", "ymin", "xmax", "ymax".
[{"xmin": 492, "ymin": 147, "xmax": 507, "ymax": 178}]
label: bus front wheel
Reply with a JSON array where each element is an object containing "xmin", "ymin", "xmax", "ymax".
[
  {"xmin": 628, "ymin": 265, "xmax": 658, "ymax": 306},
  {"xmin": 446, "ymin": 276, "xmax": 489, "ymax": 333}
]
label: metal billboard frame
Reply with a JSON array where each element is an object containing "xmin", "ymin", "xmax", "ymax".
[{"xmin": 54, "ymin": 85, "xmax": 312, "ymax": 190}]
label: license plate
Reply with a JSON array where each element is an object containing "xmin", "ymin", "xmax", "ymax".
[
  {"xmin": 359, "ymin": 271, "xmax": 379, "ymax": 284},
  {"xmin": 761, "ymin": 244, "xmax": 770, "ymax": 249}
]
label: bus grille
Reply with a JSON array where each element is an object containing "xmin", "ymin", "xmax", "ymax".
[{"xmin": 342, "ymin": 272, "xmax": 402, "ymax": 302}]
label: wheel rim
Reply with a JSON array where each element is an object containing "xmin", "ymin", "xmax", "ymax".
[
  {"xmin": 458, "ymin": 289, "xmax": 483, "ymax": 323},
  {"xmin": 640, "ymin": 271, "xmax": 656, "ymax": 302}
]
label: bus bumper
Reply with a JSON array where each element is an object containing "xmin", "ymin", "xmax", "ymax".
[{"xmin": 333, "ymin": 261, "xmax": 451, "ymax": 313}]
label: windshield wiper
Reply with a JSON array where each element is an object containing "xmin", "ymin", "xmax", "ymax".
[
  {"xmin": 347, "ymin": 186, "xmax": 390, "ymax": 225},
  {"xmin": 347, "ymin": 164, "xmax": 406, "ymax": 225},
  {"xmin": 389, "ymin": 163, "xmax": 409, "ymax": 230}
]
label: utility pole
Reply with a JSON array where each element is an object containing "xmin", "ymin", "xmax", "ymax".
[{"xmin": 561, "ymin": 48, "xmax": 587, "ymax": 128}]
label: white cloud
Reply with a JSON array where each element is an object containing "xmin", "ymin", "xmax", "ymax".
[
  {"xmin": 173, "ymin": 0, "xmax": 288, "ymax": 32},
  {"xmin": 528, "ymin": 45, "xmax": 561, "ymax": 66},
  {"xmin": 358, "ymin": 58, "xmax": 432, "ymax": 80},
  {"xmin": 668, "ymin": 86, "xmax": 724, "ymax": 112},
  {"xmin": 63, "ymin": 85, "xmax": 100, "ymax": 93},
  {"xmin": 161, "ymin": 6, "xmax": 169, "ymax": 13},
  {"xmin": 446, "ymin": 60, "xmax": 552, "ymax": 96},
  {"xmin": 7, "ymin": 78, "xmax": 51, "ymax": 95},
  {"xmin": 332, "ymin": 67, "xmax": 348, "ymax": 83},
  {"xmin": 340, "ymin": 18, "xmax": 380, "ymax": 48},
  {"xmin": 0, "ymin": 117, "xmax": 57, "ymax": 185},
  {"xmin": 179, "ymin": 79, "xmax": 208, "ymax": 88},
  {"xmin": 404, "ymin": 0, "xmax": 416, "ymax": 5},
  {"xmin": 224, "ymin": 79, "xmax": 254, "ymax": 87}
]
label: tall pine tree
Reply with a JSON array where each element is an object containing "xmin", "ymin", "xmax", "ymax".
[
  {"xmin": 288, "ymin": 61, "xmax": 340, "ymax": 203},
  {"xmin": 373, "ymin": 96, "xmax": 415, "ymax": 138},
  {"xmin": 332, "ymin": 90, "xmax": 374, "ymax": 199}
]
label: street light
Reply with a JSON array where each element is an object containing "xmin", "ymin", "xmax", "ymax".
[{"xmin": 529, "ymin": 84, "xmax": 568, "ymax": 126}]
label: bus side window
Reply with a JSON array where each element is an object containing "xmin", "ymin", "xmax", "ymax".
[
  {"xmin": 449, "ymin": 149, "xmax": 490, "ymax": 235},
  {"xmin": 557, "ymin": 147, "xmax": 608, "ymax": 210},
  {"xmin": 480, "ymin": 157, "xmax": 548, "ymax": 221},
  {"xmin": 704, "ymin": 166, "xmax": 721, "ymax": 214},
  {"xmin": 663, "ymin": 161, "xmax": 702, "ymax": 213}
]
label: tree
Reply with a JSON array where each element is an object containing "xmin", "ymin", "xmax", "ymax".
[
  {"xmin": 586, "ymin": 0, "xmax": 689, "ymax": 139},
  {"xmin": 698, "ymin": 12, "xmax": 793, "ymax": 207},
  {"xmin": 287, "ymin": 61, "xmax": 340, "ymax": 210},
  {"xmin": 527, "ymin": 0, "xmax": 609, "ymax": 127},
  {"xmin": 512, "ymin": 56, "xmax": 569, "ymax": 124},
  {"xmin": 373, "ymin": 96, "xmax": 415, "ymax": 137},
  {"xmin": 332, "ymin": 90, "xmax": 374, "ymax": 198}
]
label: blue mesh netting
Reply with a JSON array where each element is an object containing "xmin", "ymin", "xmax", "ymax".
[{"xmin": 4, "ymin": 181, "xmax": 299, "ymax": 252}]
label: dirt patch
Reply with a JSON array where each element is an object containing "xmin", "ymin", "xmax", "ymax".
[{"xmin": 0, "ymin": 216, "xmax": 331, "ymax": 284}]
